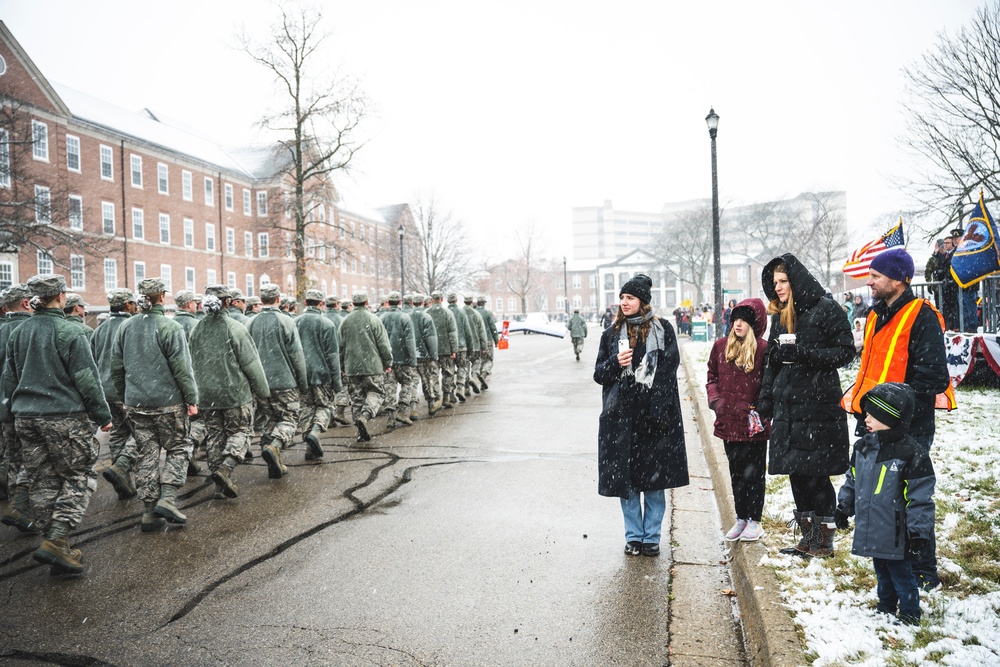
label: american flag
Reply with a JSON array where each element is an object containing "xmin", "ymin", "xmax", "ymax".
[{"xmin": 842, "ymin": 220, "xmax": 905, "ymax": 278}]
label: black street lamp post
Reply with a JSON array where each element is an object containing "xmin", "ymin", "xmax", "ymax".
[
  {"xmin": 397, "ymin": 224, "xmax": 405, "ymax": 295},
  {"xmin": 563, "ymin": 256, "xmax": 569, "ymax": 316},
  {"xmin": 706, "ymin": 108, "xmax": 722, "ymax": 335}
]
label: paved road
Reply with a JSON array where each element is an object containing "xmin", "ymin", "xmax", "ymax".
[{"xmin": 0, "ymin": 331, "xmax": 743, "ymax": 666}]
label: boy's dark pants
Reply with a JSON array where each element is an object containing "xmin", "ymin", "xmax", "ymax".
[{"xmin": 873, "ymin": 557, "xmax": 920, "ymax": 624}]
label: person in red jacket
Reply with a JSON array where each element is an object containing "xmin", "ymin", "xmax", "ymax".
[{"xmin": 706, "ymin": 298, "xmax": 771, "ymax": 542}]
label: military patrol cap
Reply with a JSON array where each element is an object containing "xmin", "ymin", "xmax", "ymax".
[
  {"xmin": 204, "ymin": 285, "xmax": 231, "ymax": 299},
  {"xmin": 305, "ymin": 289, "xmax": 325, "ymax": 302},
  {"xmin": 230, "ymin": 288, "xmax": 246, "ymax": 302},
  {"xmin": 447, "ymin": 292, "xmax": 458, "ymax": 303},
  {"xmin": 107, "ymin": 287, "xmax": 136, "ymax": 307},
  {"xmin": 387, "ymin": 291, "xmax": 402, "ymax": 304},
  {"xmin": 260, "ymin": 284, "xmax": 282, "ymax": 301},
  {"xmin": 463, "ymin": 295, "xmax": 474, "ymax": 304},
  {"xmin": 0, "ymin": 288, "xmax": 9, "ymax": 307},
  {"xmin": 193, "ymin": 293, "xmax": 204, "ymax": 304},
  {"xmin": 402, "ymin": 294, "xmax": 413, "ymax": 306},
  {"xmin": 174, "ymin": 290, "xmax": 195, "ymax": 307},
  {"xmin": 138, "ymin": 278, "xmax": 167, "ymax": 295},
  {"xmin": 411, "ymin": 293, "xmax": 424, "ymax": 305},
  {"xmin": 28, "ymin": 274, "xmax": 67, "ymax": 298},
  {"xmin": 325, "ymin": 295, "xmax": 339, "ymax": 306},
  {"xmin": 340, "ymin": 299, "xmax": 352, "ymax": 308},
  {"xmin": 352, "ymin": 290, "xmax": 368, "ymax": 305},
  {"xmin": 65, "ymin": 293, "xmax": 87, "ymax": 309},
  {"xmin": 3, "ymin": 283, "xmax": 31, "ymax": 306},
  {"xmin": 245, "ymin": 296, "xmax": 261, "ymax": 307},
  {"xmin": 476, "ymin": 296, "xmax": 486, "ymax": 305},
  {"xmin": 430, "ymin": 290, "xmax": 444, "ymax": 301}
]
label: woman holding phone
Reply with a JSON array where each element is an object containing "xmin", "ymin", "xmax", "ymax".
[{"xmin": 594, "ymin": 274, "xmax": 688, "ymax": 557}]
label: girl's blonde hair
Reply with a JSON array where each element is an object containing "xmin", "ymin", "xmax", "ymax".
[
  {"xmin": 725, "ymin": 320, "xmax": 758, "ymax": 372},
  {"xmin": 613, "ymin": 302, "xmax": 653, "ymax": 347},
  {"xmin": 766, "ymin": 263, "xmax": 796, "ymax": 334}
]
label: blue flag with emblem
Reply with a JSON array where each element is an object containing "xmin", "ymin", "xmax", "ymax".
[{"xmin": 951, "ymin": 194, "xmax": 1000, "ymax": 288}]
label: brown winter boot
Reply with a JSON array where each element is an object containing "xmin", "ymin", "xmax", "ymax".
[
  {"xmin": 779, "ymin": 511, "xmax": 815, "ymax": 556},
  {"xmin": 809, "ymin": 516, "xmax": 837, "ymax": 558}
]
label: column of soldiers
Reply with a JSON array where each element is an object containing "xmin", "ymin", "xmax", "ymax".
[{"xmin": 0, "ymin": 275, "xmax": 499, "ymax": 574}]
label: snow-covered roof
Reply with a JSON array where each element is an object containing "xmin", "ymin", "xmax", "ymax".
[{"xmin": 336, "ymin": 198, "xmax": 386, "ymax": 224}]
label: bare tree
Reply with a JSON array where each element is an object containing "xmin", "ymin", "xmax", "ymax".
[
  {"xmin": 238, "ymin": 2, "xmax": 369, "ymax": 299},
  {"xmin": 408, "ymin": 193, "xmax": 476, "ymax": 294},
  {"xmin": 647, "ymin": 204, "xmax": 716, "ymax": 306},
  {"xmin": 501, "ymin": 222, "xmax": 545, "ymax": 316},
  {"xmin": 796, "ymin": 192, "xmax": 850, "ymax": 287},
  {"xmin": 898, "ymin": 2, "xmax": 1000, "ymax": 234},
  {"xmin": 727, "ymin": 199, "xmax": 801, "ymax": 262}
]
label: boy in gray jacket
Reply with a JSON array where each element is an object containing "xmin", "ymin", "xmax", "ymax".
[{"xmin": 835, "ymin": 382, "xmax": 935, "ymax": 625}]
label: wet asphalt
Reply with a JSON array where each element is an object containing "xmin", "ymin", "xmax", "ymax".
[{"xmin": 0, "ymin": 331, "xmax": 737, "ymax": 666}]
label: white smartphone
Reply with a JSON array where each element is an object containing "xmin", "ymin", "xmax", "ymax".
[{"xmin": 618, "ymin": 338, "xmax": 630, "ymax": 353}]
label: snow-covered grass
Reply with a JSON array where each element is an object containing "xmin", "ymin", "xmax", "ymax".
[{"xmin": 683, "ymin": 340, "xmax": 1000, "ymax": 666}]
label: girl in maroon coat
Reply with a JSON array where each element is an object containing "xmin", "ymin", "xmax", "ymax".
[{"xmin": 706, "ymin": 298, "xmax": 770, "ymax": 542}]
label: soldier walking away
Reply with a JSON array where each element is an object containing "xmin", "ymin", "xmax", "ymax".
[
  {"xmin": 64, "ymin": 293, "xmax": 94, "ymax": 341},
  {"xmin": 330, "ymin": 298, "xmax": 353, "ymax": 426},
  {"xmin": 427, "ymin": 291, "xmax": 458, "ymax": 409},
  {"xmin": 228, "ymin": 289, "xmax": 250, "ymax": 324},
  {"xmin": 447, "ymin": 293, "xmax": 471, "ymax": 403},
  {"xmin": 382, "ymin": 292, "xmax": 419, "ymax": 427},
  {"xmin": 1, "ymin": 274, "xmax": 112, "ymax": 575},
  {"xmin": 463, "ymin": 295, "xmax": 486, "ymax": 396},
  {"xmin": 339, "ymin": 292, "xmax": 393, "ymax": 442},
  {"xmin": 91, "ymin": 288, "xmax": 140, "ymax": 500},
  {"xmin": 567, "ymin": 308, "xmax": 588, "ymax": 361},
  {"xmin": 411, "ymin": 294, "xmax": 441, "ymax": 415},
  {"xmin": 189, "ymin": 285, "xmax": 270, "ymax": 498},
  {"xmin": 296, "ymin": 289, "xmax": 344, "ymax": 461},
  {"xmin": 475, "ymin": 296, "xmax": 499, "ymax": 388},
  {"xmin": 172, "ymin": 290, "xmax": 204, "ymax": 475},
  {"xmin": 246, "ymin": 284, "xmax": 308, "ymax": 479},
  {"xmin": 110, "ymin": 279, "xmax": 199, "ymax": 532}
]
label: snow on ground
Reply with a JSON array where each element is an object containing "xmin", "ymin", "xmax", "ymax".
[{"xmin": 683, "ymin": 340, "xmax": 1000, "ymax": 666}]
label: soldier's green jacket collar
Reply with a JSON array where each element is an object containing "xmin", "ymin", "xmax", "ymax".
[
  {"xmin": 142, "ymin": 304, "xmax": 166, "ymax": 316},
  {"xmin": 38, "ymin": 308, "xmax": 67, "ymax": 319}
]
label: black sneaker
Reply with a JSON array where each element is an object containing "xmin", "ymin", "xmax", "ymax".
[
  {"xmin": 624, "ymin": 541, "xmax": 642, "ymax": 556},
  {"xmin": 355, "ymin": 417, "xmax": 371, "ymax": 442},
  {"xmin": 641, "ymin": 543, "xmax": 660, "ymax": 557}
]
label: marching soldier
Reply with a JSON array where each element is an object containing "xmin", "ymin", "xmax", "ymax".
[
  {"xmin": 447, "ymin": 293, "xmax": 471, "ymax": 403},
  {"xmin": 228, "ymin": 289, "xmax": 250, "ymax": 324},
  {"xmin": 64, "ymin": 293, "xmax": 94, "ymax": 341},
  {"xmin": 382, "ymin": 292, "xmax": 418, "ymax": 427},
  {"xmin": 427, "ymin": 291, "xmax": 458, "ymax": 409},
  {"xmin": 296, "ymin": 290, "xmax": 343, "ymax": 460},
  {"xmin": 411, "ymin": 294, "xmax": 441, "ymax": 416},
  {"xmin": 476, "ymin": 296, "xmax": 499, "ymax": 388},
  {"xmin": 339, "ymin": 292, "xmax": 393, "ymax": 442},
  {"xmin": 462, "ymin": 295, "xmax": 485, "ymax": 396}
]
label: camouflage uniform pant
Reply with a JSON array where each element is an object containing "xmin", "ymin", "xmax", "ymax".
[
  {"xmin": 479, "ymin": 343, "xmax": 495, "ymax": 383},
  {"xmin": 347, "ymin": 375, "xmax": 384, "ymax": 421},
  {"xmin": 257, "ymin": 388, "xmax": 301, "ymax": 451},
  {"xmin": 299, "ymin": 385, "xmax": 335, "ymax": 434},
  {"xmin": 3, "ymin": 421, "xmax": 26, "ymax": 491},
  {"xmin": 17, "ymin": 415, "xmax": 98, "ymax": 531},
  {"xmin": 188, "ymin": 415, "xmax": 207, "ymax": 452},
  {"xmin": 124, "ymin": 405, "xmax": 191, "ymax": 504},
  {"xmin": 417, "ymin": 358, "xmax": 441, "ymax": 402},
  {"xmin": 204, "ymin": 403, "xmax": 255, "ymax": 473},
  {"xmin": 438, "ymin": 355, "xmax": 457, "ymax": 403},
  {"xmin": 572, "ymin": 337, "xmax": 585, "ymax": 356},
  {"xmin": 454, "ymin": 350, "xmax": 469, "ymax": 398},
  {"xmin": 466, "ymin": 350, "xmax": 482, "ymax": 390},
  {"xmin": 107, "ymin": 400, "xmax": 138, "ymax": 466},
  {"xmin": 392, "ymin": 365, "xmax": 419, "ymax": 411}
]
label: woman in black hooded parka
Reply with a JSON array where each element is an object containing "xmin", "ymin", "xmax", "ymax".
[
  {"xmin": 594, "ymin": 274, "xmax": 688, "ymax": 558},
  {"xmin": 756, "ymin": 254, "xmax": 854, "ymax": 557}
]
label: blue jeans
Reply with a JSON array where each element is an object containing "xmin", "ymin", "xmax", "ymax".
[
  {"xmin": 620, "ymin": 489, "xmax": 666, "ymax": 544},
  {"xmin": 873, "ymin": 558, "xmax": 920, "ymax": 623}
]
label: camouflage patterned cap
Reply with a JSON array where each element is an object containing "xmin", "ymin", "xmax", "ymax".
[
  {"xmin": 340, "ymin": 299, "xmax": 352, "ymax": 308},
  {"xmin": 260, "ymin": 284, "xmax": 281, "ymax": 301},
  {"xmin": 352, "ymin": 290, "xmax": 368, "ymax": 305},
  {"xmin": 173, "ymin": 290, "xmax": 195, "ymax": 307},
  {"xmin": 193, "ymin": 293, "xmax": 204, "ymax": 304},
  {"xmin": 463, "ymin": 294, "xmax": 474, "ymax": 304},
  {"xmin": 2, "ymin": 283, "xmax": 31, "ymax": 306},
  {"xmin": 230, "ymin": 288, "xmax": 246, "ymax": 302},
  {"xmin": 204, "ymin": 285, "xmax": 231, "ymax": 299},
  {"xmin": 107, "ymin": 287, "xmax": 136, "ymax": 307},
  {"xmin": 138, "ymin": 277, "xmax": 167, "ymax": 295},
  {"xmin": 411, "ymin": 293, "xmax": 424, "ymax": 305},
  {"xmin": 446, "ymin": 292, "xmax": 458, "ymax": 303},
  {"xmin": 325, "ymin": 295, "xmax": 339, "ymax": 306},
  {"xmin": 27, "ymin": 273, "xmax": 67, "ymax": 298},
  {"xmin": 430, "ymin": 290, "xmax": 444, "ymax": 301},
  {"xmin": 65, "ymin": 293, "xmax": 88, "ymax": 309},
  {"xmin": 476, "ymin": 296, "xmax": 486, "ymax": 305},
  {"xmin": 305, "ymin": 289, "xmax": 325, "ymax": 302},
  {"xmin": 402, "ymin": 294, "xmax": 413, "ymax": 305},
  {"xmin": 245, "ymin": 296, "xmax": 261, "ymax": 307},
  {"xmin": 387, "ymin": 291, "xmax": 402, "ymax": 304}
]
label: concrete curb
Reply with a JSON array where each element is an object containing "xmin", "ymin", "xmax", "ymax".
[{"xmin": 679, "ymin": 343, "xmax": 807, "ymax": 667}]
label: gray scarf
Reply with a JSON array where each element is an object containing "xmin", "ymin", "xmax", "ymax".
[{"xmin": 618, "ymin": 311, "xmax": 664, "ymax": 388}]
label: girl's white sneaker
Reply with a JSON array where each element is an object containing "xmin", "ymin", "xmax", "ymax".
[
  {"xmin": 724, "ymin": 519, "xmax": 748, "ymax": 541},
  {"xmin": 739, "ymin": 520, "xmax": 765, "ymax": 542}
]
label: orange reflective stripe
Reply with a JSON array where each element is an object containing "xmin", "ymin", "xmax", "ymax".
[{"xmin": 878, "ymin": 300, "xmax": 922, "ymax": 383}]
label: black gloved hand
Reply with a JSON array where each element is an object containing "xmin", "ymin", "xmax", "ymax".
[
  {"xmin": 907, "ymin": 537, "xmax": 929, "ymax": 558},
  {"xmin": 775, "ymin": 344, "xmax": 809, "ymax": 364},
  {"xmin": 754, "ymin": 397, "xmax": 774, "ymax": 421},
  {"xmin": 834, "ymin": 509, "xmax": 851, "ymax": 530}
]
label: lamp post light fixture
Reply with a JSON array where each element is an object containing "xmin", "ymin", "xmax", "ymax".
[
  {"xmin": 563, "ymin": 256, "xmax": 569, "ymax": 316},
  {"xmin": 398, "ymin": 224, "xmax": 405, "ymax": 295},
  {"xmin": 705, "ymin": 107, "xmax": 723, "ymax": 335}
]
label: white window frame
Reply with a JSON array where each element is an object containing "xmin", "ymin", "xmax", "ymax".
[
  {"xmin": 34, "ymin": 184, "xmax": 51, "ymax": 223},
  {"xmin": 70, "ymin": 254, "xmax": 85, "ymax": 290},
  {"xmin": 243, "ymin": 189, "xmax": 252, "ymax": 215},
  {"xmin": 256, "ymin": 191, "xmax": 268, "ymax": 216},
  {"xmin": 206, "ymin": 269, "xmax": 217, "ymax": 286},
  {"xmin": 160, "ymin": 265, "xmax": 172, "ymax": 292},
  {"xmin": 182, "ymin": 170, "xmax": 192, "ymax": 201},
  {"xmin": 224, "ymin": 183, "xmax": 233, "ymax": 211},
  {"xmin": 227, "ymin": 271, "xmax": 236, "ymax": 289},
  {"xmin": 100, "ymin": 144, "xmax": 113, "ymax": 181},
  {"xmin": 132, "ymin": 207, "xmax": 145, "ymax": 240},
  {"xmin": 102, "ymin": 201, "xmax": 115, "ymax": 235},
  {"xmin": 65, "ymin": 134, "xmax": 81, "ymax": 172},
  {"xmin": 0, "ymin": 129, "xmax": 10, "ymax": 188},
  {"xmin": 204, "ymin": 177, "xmax": 214, "ymax": 206},
  {"xmin": 104, "ymin": 258, "xmax": 117, "ymax": 291},
  {"xmin": 495, "ymin": 298, "xmax": 502, "ymax": 312},
  {"xmin": 32, "ymin": 120, "xmax": 48, "ymax": 161},
  {"xmin": 159, "ymin": 213, "xmax": 170, "ymax": 244},
  {"xmin": 37, "ymin": 249, "xmax": 53, "ymax": 274},
  {"xmin": 205, "ymin": 223, "xmax": 215, "ymax": 251},
  {"xmin": 130, "ymin": 154, "xmax": 143, "ymax": 188},
  {"xmin": 157, "ymin": 162, "xmax": 169, "ymax": 194},
  {"xmin": 245, "ymin": 274, "xmax": 255, "ymax": 298},
  {"xmin": 226, "ymin": 227, "xmax": 235, "ymax": 254},
  {"xmin": 68, "ymin": 194, "xmax": 83, "ymax": 231},
  {"xmin": 185, "ymin": 266, "xmax": 196, "ymax": 291},
  {"xmin": 183, "ymin": 218, "xmax": 194, "ymax": 248},
  {"xmin": 257, "ymin": 232, "xmax": 269, "ymax": 257},
  {"xmin": 244, "ymin": 231, "xmax": 253, "ymax": 257},
  {"xmin": 134, "ymin": 261, "xmax": 146, "ymax": 284}
]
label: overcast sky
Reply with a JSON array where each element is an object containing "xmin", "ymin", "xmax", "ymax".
[{"xmin": 0, "ymin": 0, "xmax": 987, "ymax": 262}]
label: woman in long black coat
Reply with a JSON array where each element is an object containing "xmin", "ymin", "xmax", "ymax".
[
  {"xmin": 756, "ymin": 254, "xmax": 854, "ymax": 558},
  {"xmin": 594, "ymin": 274, "xmax": 688, "ymax": 558}
]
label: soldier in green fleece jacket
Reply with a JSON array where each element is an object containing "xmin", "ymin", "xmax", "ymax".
[
  {"xmin": 295, "ymin": 289, "xmax": 343, "ymax": 461},
  {"xmin": 189, "ymin": 285, "xmax": 269, "ymax": 499},
  {"xmin": 110, "ymin": 278, "xmax": 199, "ymax": 533},
  {"xmin": 1, "ymin": 274, "xmax": 112, "ymax": 575},
  {"xmin": 339, "ymin": 291, "xmax": 393, "ymax": 443}
]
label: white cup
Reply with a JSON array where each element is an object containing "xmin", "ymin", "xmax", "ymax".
[{"xmin": 778, "ymin": 333, "xmax": 796, "ymax": 363}]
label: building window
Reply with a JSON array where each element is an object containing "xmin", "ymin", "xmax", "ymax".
[
  {"xmin": 160, "ymin": 265, "xmax": 172, "ymax": 292},
  {"xmin": 134, "ymin": 261, "xmax": 146, "ymax": 284},
  {"xmin": 224, "ymin": 183, "xmax": 233, "ymax": 211},
  {"xmin": 572, "ymin": 275, "xmax": 581, "ymax": 289},
  {"xmin": 34, "ymin": 184, "xmax": 51, "ymax": 223},
  {"xmin": 185, "ymin": 267, "xmax": 196, "ymax": 291},
  {"xmin": 508, "ymin": 298, "xmax": 516, "ymax": 312},
  {"xmin": 573, "ymin": 295, "xmax": 582, "ymax": 309},
  {"xmin": 204, "ymin": 177, "xmax": 214, "ymax": 206},
  {"xmin": 205, "ymin": 223, "xmax": 215, "ymax": 251},
  {"xmin": 157, "ymin": 163, "xmax": 169, "ymax": 194},
  {"xmin": 100, "ymin": 144, "xmax": 113, "ymax": 181},
  {"xmin": 227, "ymin": 271, "xmax": 236, "ymax": 288},
  {"xmin": 37, "ymin": 249, "xmax": 53, "ymax": 274},
  {"xmin": 256, "ymin": 191, "xmax": 267, "ymax": 216},
  {"xmin": 604, "ymin": 274, "xmax": 614, "ymax": 290},
  {"xmin": 159, "ymin": 213, "xmax": 170, "ymax": 244},
  {"xmin": 226, "ymin": 227, "xmax": 235, "ymax": 254},
  {"xmin": 66, "ymin": 135, "xmax": 81, "ymax": 172},
  {"xmin": 183, "ymin": 218, "xmax": 194, "ymax": 248},
  {"xmin": 206, "ymin": 269, "xmax": 216, "ymax": 286},
  {"xmin": 243, "ymin": 189, "xmax": 252, "ymax": 215},
  {"xmin": 737, "ymin": 267, "xmax": 747, "ymax": 284},
  {"xmin": 495, "ymin": 298, "xmax": 502, "ymax": 312},
  {"xmin": 104, "ymin": 259, "xmax": 117, "ymax": 291},
  {"xmin": 130, "ymin": 154, "xmax": 142, "ymax": 188},
  {"xmin": 244, "ymin": 231, "xmax": 253, "ymax": 257},
  {"xmin": 245, "ymin": 274, "xmax": 255, "ymax": 298},
  {"xmin": 258, "ymin": 233, "xmax": 269, "ymax": 257},
  {"xmin": 360, "ymin": 256, "xmax": 366, "ymax": 274},
  {"xmin": 182, "ymin": 170, "xmax": 192, "ymax": 201},
  {"xmin": 132, "ymin": 208, "xmax": 144, "ymax": 240},
  {"xmin": 70, "ymin": 255, "xmax": 85, "ymax": 290},
  {"xmin": 102, "ymin": 201, "xmax": 115, "ymax": 235},
  {"xmin": 360, "ymin": 226, "xmax": 365, "ymax": 243},
  {"xmin": 32, "ymin": 120, "xmax": 48, "ymax": 161},
  {"xmin": 589, "ymin": 275, "xmax": 597, "ymax": 289},
  {"xmin": 68, "ymin": 195, "xmax": 83, "ymax": 231},
  {"xmin": 0, "ymin": 129, "xmax": 9, "ymax": 188}
]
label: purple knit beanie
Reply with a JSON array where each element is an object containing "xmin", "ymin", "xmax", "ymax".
[{"xmin": 869, "ymin": 248, "xmax": 914, "ymax": 284}]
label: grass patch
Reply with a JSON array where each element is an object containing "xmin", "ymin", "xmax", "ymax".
[{"xmin": 943, "ymin": 505, "xmax": 1000, "ymax": 587}]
